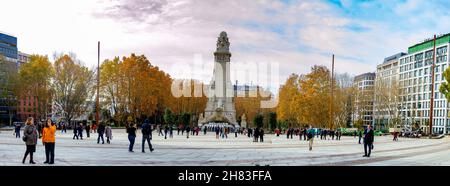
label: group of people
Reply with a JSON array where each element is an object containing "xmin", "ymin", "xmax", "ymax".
[
  {"xmin": 21, "ymin": 117, "xmax": 56, "ymax": 164},
  {"xmin": 72, "ymin": 122, "xmax": 112, "ymax": 144},
  {"xmin": 125, "ymin": 119, "xmax": 154, "ymax": 153}
]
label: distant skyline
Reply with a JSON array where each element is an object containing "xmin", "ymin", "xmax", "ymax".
[{"xmin": 2, "ymin": 0, "xmax": 450, "ymax": 86}]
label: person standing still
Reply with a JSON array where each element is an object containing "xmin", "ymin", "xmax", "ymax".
[
  {"xmin": 307, "ymin": 126, "xmax": 315, "ymax": 151},
  {"xmin": 363, "ymin": 125, "xmax": 375, "ymax": 157},
  {"xmin": 42, "ymin": 118, "xmax": 56, "ymax": 164},
  {"xmin": 15, "ymin": 122, "xmax": 21, "ymax": 138},
  {"xmin": 97, "ymin": 123, "xmax": 106, "ymax": 144},
  {"xmin": 358, "ymin": 130, "xmax": 363, "ymax": 144},
  {"xmin": 126, "ymin": 122, "xmax": 137, "ymax": 152},
  {"xmin": 141, "ymin": 119, "xmax": 154, "ymax": 153},
  {"xmin": 105, "ymin": 124, "xmax": 112, "ymax": 144},
  {"xmin": 22, "ymin": 117, "xmax": 37, "ymax": 164},
  {"xmin": 164, "ymin": 125, "xmax": 169, "ymax": 139},
  {"xmin": 85, "ymin": 124, "xmax": 90, "ymax": 138}
]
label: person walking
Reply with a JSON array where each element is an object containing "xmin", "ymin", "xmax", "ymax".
[
  {"xmin": 303, "ymin": 128, "xmax": 307, "ymax": 140},
  {"xmin": 275, "ymin": 128, "xmax": 280, "ymax": 137},
  {"xmin": 77, "ymin": 123, "xmax": 84, "ymax": 140},
  {"xmin": 36, "ymin": 122, "xmax": 43, "ymax": 139},
  {"xmin": 363, "ymin": 124, "xmax": 374, "ymax": 157},
  {"xmin": 204, "ymin": 126, "xmax": 207, "ymax": 135},
  {"xmin": 126, "ymin": 122, "xmax": 137, "ymax": 152},
  {"xmin": 22, "ymin": 117, "xmax": 37, "ymax": 164},
  {"xmin": 92, "ymin": 123, "xmax": 97, "ymax": 133},
  {"xmin": 215, "ymin": 126, "xmax": 220, "ymax": 139},
  {"xmin": 186, "ymin": 125, "xmax": 191, "ymax": 139},
  {"xmin": 159, "ymin": 124, "xmax": 164, "ymax": 136},
  {"xmin": 177, "ymin": 124, "xmax": 181, "ymax": 135},
  {"xmin": 85, "ymin": 124, "xmax": 90, "ymax": 138},
  {"xmin": 97, "ymin": 123, "xmax": 106, "ymax": 144},
  {"xmin": 164, "ymin": 125, "xmax": 169, "ymax": 139},
  {"xmin": 73, "ymin": 124, "xmax": 79, "ymax": 140},
  {"xmin": 105, "ymin": 124, "xmax": 112, "ymax": 144},
  {"xmin": 141, "ymin": 119, "xmax": 154, "ymax": 153},
  {"xmin": 358, "ymin": 130, "xmax": 363, "ymax": 144},
  {"xmin": 307, "ymin": 126, "xmax": 315, "ymax": 151},
  {"xmin": 15, "ymin": 122, "xmax": 21, "ymax": 138},
  {"xmin": 42, "ymin": 118, "xmax": 56, "ymax": 164},
  {"xmin": 234, "ymin": 127, "xmax": 238, "ymax": 138},
  {"xmin": 259, "ymin": 128, "xmax": 264, "ymax": 142},
  {"xmin": 169, "ymin": 125, "xmax": 174, "ymax": 138}
]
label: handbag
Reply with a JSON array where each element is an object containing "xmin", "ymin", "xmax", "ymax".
[{"xmin": 22, "ymin": 135, "xmax": 27, "ymax": 142}]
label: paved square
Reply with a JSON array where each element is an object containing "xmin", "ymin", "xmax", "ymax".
[{"xmin": 1, "ymin": 129, "xmax": 449, "ymax": 166}]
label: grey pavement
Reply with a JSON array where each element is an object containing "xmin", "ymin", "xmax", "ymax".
[{"xmin": 1, "ymin": 129, "xmax": 449, "ymax": 166}]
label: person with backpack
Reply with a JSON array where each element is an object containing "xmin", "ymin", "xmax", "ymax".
[
  {"xmin": 22, "ymin": 117, "xmax": 37, "ymax": 164},
  {"xmin": 141, "ymin": 119, "xmax": 154, "ymax": 153},
  {"xmin": 105, "ymin": 124, "xmax": 112, "ymax": 144},
  {"xmin": 307, "ymin": 126, "xmax": 315, "ymax": 151}
]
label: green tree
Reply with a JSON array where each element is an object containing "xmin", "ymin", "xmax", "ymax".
[
  {"xmin": 253, "ymin": 113, "xmax": 264, "ymax": 128},
  {"xmin": 163, "ymin": 108, "xmax": 175, "ymax": 125},
  {"xmin": 440, "ymin": 67, "xmax": 450, "ymax": 102},
  {"xmin": 269, "ymin": 112, "xmax": 277, "ymax": 131}
]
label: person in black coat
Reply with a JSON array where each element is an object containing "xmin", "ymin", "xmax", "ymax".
[
  {"xmin": 363, "ymin": 124, "xmax": 375, "ymax": 157},
  {"xmin": 185, "ymin": 126, "xmax": 191, "ymax": 139},
  {"xmin": 73, "ymin": 124, "xmax": 78, "ymax": 140},
  {"xmin": 77, "ymin": 123, "xmax": 84, "ymax": 140},
  {"xmin": 85, "ymin": 124, "xmax": 90, "ymax": 138},
  {"xmin": 97, "ymin": 123, "xmax": 106, "ymax": 144},
  {"xmin": 259, "ymin": 128, "xmax": 264, "ymax": 142}
]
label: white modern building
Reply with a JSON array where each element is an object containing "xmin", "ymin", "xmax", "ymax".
[
  {"xmin": 373, "ymin": 53, "xmax": 407, "ymax": 129},
  {"xmin": 353, "ymin": 72, "xmax": 376, "ymax": 126},
  {"xmin": 398, "ymin": 33, "xmax": 450, "ymax": 134}
]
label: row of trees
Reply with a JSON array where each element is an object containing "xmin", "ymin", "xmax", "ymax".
[{"xmin": 277, "ymin": 65, "xmax": 356, "ymax": 130}]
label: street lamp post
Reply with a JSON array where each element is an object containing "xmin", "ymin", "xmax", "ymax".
[{"xmin": 429, "ymin": 35, "xmax": 436, "ymax": 138}]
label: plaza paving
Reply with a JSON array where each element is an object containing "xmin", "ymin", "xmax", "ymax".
[{"xmin": 0, "ymin": 129, "xmax": 449, "ymax": 166}]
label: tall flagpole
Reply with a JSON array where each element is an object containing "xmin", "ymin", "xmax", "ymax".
[
  {"xmin": 330, "ymin": 54, "xmax": 335, "ymax": 130},
  {"xmin": 96, "ymin": 41, "xmax": 100, "ymax": 125}
]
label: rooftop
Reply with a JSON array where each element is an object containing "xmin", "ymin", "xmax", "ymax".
[
  {"xmin": 383, "ymin": 52, "xmax": 408, "ymax": 64},
  {"xmin": 408, "ymin": 33, "xmax": 450, "ymax": 54}
]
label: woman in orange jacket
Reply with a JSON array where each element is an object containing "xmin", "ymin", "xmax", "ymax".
[{"xmin": 42, "ymin": 118, "xmax": 56, "ymax": 164}]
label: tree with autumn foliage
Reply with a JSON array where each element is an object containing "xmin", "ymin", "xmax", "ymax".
[
  {"xmin": 52, "ymin": 53, "xmax": 95, "ymax": 125},
  {"xmin": 16, "ymin": 55, "xmax": 54, "ymax": 122}
]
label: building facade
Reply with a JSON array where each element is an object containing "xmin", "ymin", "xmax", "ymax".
[
  {"xmin": 373, "ymin": 53, "xmax": 407, "ymax": 129},
  {"xmin": 353, "ymin": 72, "xmax": 376, "ymax": 127},
  {"xmin": 0, "ymin": 32, "xmax": 18, "ymax": 125},
  {"xmin": 398, "ymin": 34, "xmax": 450, "ymax": 134}
]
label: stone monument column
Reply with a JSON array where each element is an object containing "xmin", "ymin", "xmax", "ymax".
[{"xmin": 203, "ymin": 31, "xmax": 237, "ymax": 125}]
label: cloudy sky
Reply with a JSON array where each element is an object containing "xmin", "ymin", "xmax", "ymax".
[{"xmin": 2, "ymin": 0, "xmax": 450, "ymax": 87}]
